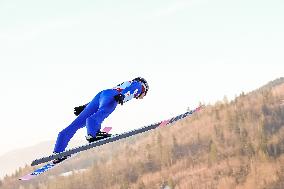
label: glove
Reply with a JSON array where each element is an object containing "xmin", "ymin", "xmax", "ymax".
[
  {"xmin": 114, "ymin": 93, "xmax": 125, "ymax": 105},
  {"xmin": 74, "ymin": 104, "xmax": 87, "ymax": 116}
]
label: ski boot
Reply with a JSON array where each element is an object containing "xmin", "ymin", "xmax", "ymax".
[
  {"xmin": 52, "ymin": 153, "xmax": 70, "ymax": 164},
  {"xmin": 86, "ymin": 131, "xmax": 112, "ymax": 143}
]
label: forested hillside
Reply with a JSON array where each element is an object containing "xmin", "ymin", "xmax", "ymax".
[{"xmin": 1, "ymin": 78, "xmax": 284, "ymax": 189}]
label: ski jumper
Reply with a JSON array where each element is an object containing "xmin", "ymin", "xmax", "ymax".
[{"xmin": 53, "ymin": 81, "xmax": 143, "ymax": 153}]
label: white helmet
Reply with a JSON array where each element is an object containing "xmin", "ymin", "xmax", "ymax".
[{"xmin": 132, "ymin": 77, "xmax": 149, "ymax": 99}]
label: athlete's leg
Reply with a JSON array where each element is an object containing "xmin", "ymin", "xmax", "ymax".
[
  {"xmin": 86, "ymin": 89, "xmax": 118, "ymax": 137},
  {"xmin": 53, "ymin": 92, "xmax": 101, "ymax": 153}
]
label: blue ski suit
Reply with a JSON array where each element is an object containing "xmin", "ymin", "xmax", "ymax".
[{"xmin": 53, "ymin": 80, "xmax": 144, "ymax": 153}]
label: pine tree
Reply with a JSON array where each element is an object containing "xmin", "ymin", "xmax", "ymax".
[
  {"xmin": 209, "ymin": 140, "xmax": 218, "ymax": 165},
  {"xmin": 137, "ymin": 181, "xmax": 146, "ymax": 189}
]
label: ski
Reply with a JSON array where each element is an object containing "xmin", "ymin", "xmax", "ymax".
[
  {"xmin": 19, "ymin": 161, "xmax": 61, "ymax": 180},
  {"xmin": 31, "ymin": 106, "xmax": 203, "ymax": 167},
  {"xmin": 19, "ymin": 127, "xmax": 112, "ymax": 180}
]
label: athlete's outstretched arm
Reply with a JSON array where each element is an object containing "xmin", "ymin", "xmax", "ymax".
[{"xmin": 74, "ymin": 103, "xmax": 89, "ymax": 116}]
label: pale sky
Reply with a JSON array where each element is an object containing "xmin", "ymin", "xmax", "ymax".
[{"xmin": 0, "ymin": 0, "xmax": 283, "ymax": 156}]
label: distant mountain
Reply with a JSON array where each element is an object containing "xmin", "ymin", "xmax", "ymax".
[{"xmin": 0, "ymin": 140, "xmax": 85, "ymax": 179}]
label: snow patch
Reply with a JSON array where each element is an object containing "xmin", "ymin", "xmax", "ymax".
[{"xmin": 59, "ymin": 169, "xmax": 87, "ymax": 177}]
